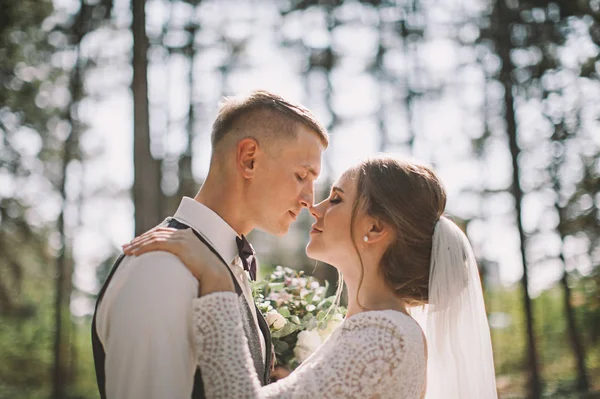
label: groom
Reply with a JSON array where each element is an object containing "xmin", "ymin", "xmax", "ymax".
[{"xmin": 92, "ymin": 90, "xmax": 328, "ymax": 398}]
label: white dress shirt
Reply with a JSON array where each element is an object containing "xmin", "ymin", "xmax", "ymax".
[{"xmin": 96, "ymin": 197, "xmax": 265, "ymax": 399}]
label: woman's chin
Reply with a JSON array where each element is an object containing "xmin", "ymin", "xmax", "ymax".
[
  {"xmin": 305, "ymin": 242, "xmax": 323, "ymax": 262},
  {"xmin": 306, "ymin": 243, "xmax": 334, "ymax": 266}
]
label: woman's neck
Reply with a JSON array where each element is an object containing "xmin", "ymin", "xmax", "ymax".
[{"xmin": 344, "ymin": 274, "xmax": 408, "ymax": 318}]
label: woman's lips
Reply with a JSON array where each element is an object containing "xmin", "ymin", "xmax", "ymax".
[{"xmin": 310, "ymin": 225, "xmax": 323, "ymax": 234}]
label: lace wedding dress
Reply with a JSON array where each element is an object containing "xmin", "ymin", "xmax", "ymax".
[{"xmin": 193, "ymin": 293, "xmax": 426, "ymax": 399}]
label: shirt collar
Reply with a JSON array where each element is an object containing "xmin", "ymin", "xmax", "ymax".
[{"xmin": 172, "ymin": 197, "xmax": 239, "ymax": 265}]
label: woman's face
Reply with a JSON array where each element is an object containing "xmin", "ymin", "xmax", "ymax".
[{"xmin": 306, "ymin": 171, "xmax": 364, "ymax": 269}]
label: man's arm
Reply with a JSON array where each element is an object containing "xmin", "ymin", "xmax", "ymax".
[{"xmin": 98, "ymin": 251, "xmax": 199, "ymax": 399}]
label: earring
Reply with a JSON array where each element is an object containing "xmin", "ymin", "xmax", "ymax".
[{"xmin": 363, "ymin": 236, "xmax": 368, "ymax": 242}]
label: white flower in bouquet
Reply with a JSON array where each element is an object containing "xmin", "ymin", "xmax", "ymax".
[
  {"xmin": 293, "ymin": 330, "xmax": 322, "ymax": 363},
  {"xmin": 318, "ymin": 313, "xmax": 344, "ymax": 342},
  {"xmin": 266, "ymin": 310, "xmax": 287, "ymax": 330}
]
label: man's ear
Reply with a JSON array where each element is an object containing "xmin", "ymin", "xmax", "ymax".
[{"xmin": 237, "ymin": 138, "xmax": 259, "ymax": 179}]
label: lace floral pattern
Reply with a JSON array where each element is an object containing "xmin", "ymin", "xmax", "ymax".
[{"xmin": 193, "ymin": 293, "xmax": 426, "ymax": 399}]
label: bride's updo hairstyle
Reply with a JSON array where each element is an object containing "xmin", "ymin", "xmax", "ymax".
[{"xmin": 349, "ymin": 157, "xmax": 446, "ymax": 307}]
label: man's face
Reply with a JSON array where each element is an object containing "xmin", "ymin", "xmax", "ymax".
[{"xmin": 249, "ymin": 125, "xmax": 324, "ymax": 236}]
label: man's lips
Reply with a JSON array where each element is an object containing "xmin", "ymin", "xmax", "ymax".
[{"xmin": 288, "ymin": 211, "xmax": 298, "ymax": 220}]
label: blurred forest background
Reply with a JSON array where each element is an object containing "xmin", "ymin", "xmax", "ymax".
[{"xmin": 0, "ymin": 0, "xmax": 599, "ymax": 398}]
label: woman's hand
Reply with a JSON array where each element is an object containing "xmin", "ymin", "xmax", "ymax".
[{"xmin": 122, "ymin": 227, "xmax": 235, "ymax": 296}]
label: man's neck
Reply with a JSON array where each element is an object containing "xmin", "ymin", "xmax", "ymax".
[{"xmin": 194, "ymin": 177, "xmax": 252, "ymax": 236}]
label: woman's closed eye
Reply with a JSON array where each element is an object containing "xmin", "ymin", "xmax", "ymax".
[{"xmin": 329, "ymin": 195, "xmax": 342, "ymax": 204}]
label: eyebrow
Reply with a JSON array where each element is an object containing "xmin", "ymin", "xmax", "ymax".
[
  {"xmin": 301, "ymin": 164, "xmax": 320, "ymax": 177},
  {"xmin": 332, "ymin": 186, "xmax": 344, "ymax": 193}
]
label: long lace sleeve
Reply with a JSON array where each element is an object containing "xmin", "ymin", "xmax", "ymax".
[{"xmin": 193, "ymin": 292, "xmax": 426, "ymax": 399}]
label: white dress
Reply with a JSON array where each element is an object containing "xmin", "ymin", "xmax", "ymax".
[{"xmin": 193, "ymin": 293, "xmax": 426, "ymax": 399}]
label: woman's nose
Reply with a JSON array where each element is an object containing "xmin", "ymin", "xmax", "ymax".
[{"xmin": 309, "ymin": 200, "xmax": 325, "ymax": 219}]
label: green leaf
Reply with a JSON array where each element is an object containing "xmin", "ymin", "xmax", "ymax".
[
  {"xmin": 302, "ymin": 313, "xmax": 315, "ymax": 322},
  {"xmin": 268, "ymin": 282, "xmax": 285, "ymax": 291},
  {"xmin": 304, "ymin": 318, "xmax": 318, "ymax": 331},
  {"xmin": 316, "ymin": 310, "xmax": 326, "ymax": 321},
  {"xmin": 278, "ymin": 307, "xmax": 290, "ymax": 318},
  {"xmin": 272, "ymin": 322, "xmax": 299, "ymax": 338},
  {"xmin": 304, "ymin": 292, "xmax": 314, "ymax": 303},
  {"xmin": 274, "ymin": 340, "xmax": 289, "ymax": 354}
]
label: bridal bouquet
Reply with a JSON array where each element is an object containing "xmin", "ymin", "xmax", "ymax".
[{"xmin": 253, "ymin": 266, "xmax": 347, "ymax": 370}]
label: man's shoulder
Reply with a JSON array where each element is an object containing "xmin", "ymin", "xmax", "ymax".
[
  {"xmin": 102, "ymin": 251, "xmax": 199, "ymax": 310},
  {"xmin": 123, "ymin": 250, "xmax": 195, "ymax": 280}
]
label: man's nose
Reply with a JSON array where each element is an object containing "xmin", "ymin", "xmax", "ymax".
[{"xmin": 299, "ymin": 183, "xmax": 314, "ymax": 208}]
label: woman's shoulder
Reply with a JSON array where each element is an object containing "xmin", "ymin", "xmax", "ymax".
[
  {"xmin": 340, "ymin": 309, "xmax": 425, "ymax": 351},
  {"xmin": 332, "ymin": 310, "xmax": 426, "ymax": 393}
]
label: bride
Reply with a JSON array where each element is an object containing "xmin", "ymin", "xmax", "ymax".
[{"xmin": 123, "ymin": 156, "xmax": 498, "ymax": 399}]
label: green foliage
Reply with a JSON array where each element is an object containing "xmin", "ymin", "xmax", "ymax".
[
  {"xmin": 574, "ymin": 270, "xmax": 600, "ymax": 345},
  {"xmin": 0, "ymin": 271, "xmax": 55, "ymax": 397},
  {"xmin": 0, "ymin": 0, "xmax": 57, "ymax": 341},
  {"xmin": 488, "ymin": 282, "xmax": 600, "ymax": 396}
]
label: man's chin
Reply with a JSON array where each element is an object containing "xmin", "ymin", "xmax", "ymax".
[
  {"xmin": 276, "ymin": 224, "xmax": 293, "ymax": 236},
  {"xmin": 273, "ymin": 229, "xmax": 289, "ymax": 237},
  {"xmin": 258, "ymin": 222, "xmax": 291, "ymax": 237}
]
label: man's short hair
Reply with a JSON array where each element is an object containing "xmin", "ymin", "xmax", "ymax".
[{"xmin": 211, "ymin": 90, "xmax": 329, "ymax": 151}]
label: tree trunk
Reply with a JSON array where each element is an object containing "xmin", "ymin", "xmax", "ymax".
[
  {"xmin": 553, "ymin": 151, "xmax": 589, "ymax": 391},
  {"xmin": 51, "ymin": 66, "xmax": 77, "ymax": 399},
  {"xmin": 177, "ymin": 22, "xmax": 198, "ymax": 200},
  {"xmin": 558, "ymin": 253, "xmax": 589, "ymax": 391},
  {"xmin": 495, "ymin": 1, "xmax": 542, "ymax": 397},
  {"xmin": 132, "ymin": 0, "xmax": 162, "ymax": 235},
  {"xmin": 51, "ymin": 2, "xmax": 86, "ymax": 396},
  {"xmin": 52, "ymin": 236, "xmax": 67, "ymax": 399}
]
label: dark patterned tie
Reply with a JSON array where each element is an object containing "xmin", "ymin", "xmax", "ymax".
[{"xmin": 236, "ymin": 235, "xmax": 257, "ymax": 281}]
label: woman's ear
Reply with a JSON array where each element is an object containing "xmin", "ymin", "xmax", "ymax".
[
  {"xmin": 237, "ymin": 138, "xmax": 259, "ymax": 179},
  {"xmin": 363, "ymin": 218, "xmax": 389, "ymax": 244}
]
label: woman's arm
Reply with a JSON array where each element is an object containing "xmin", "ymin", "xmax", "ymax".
[{"xmin": 193, "ymin": 293, "xmax": 426, "ymax": 399}]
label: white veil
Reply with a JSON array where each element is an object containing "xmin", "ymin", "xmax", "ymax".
[{"xmin": 410, "ymin": 216, "xmax": 498, "ymax": 399}]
